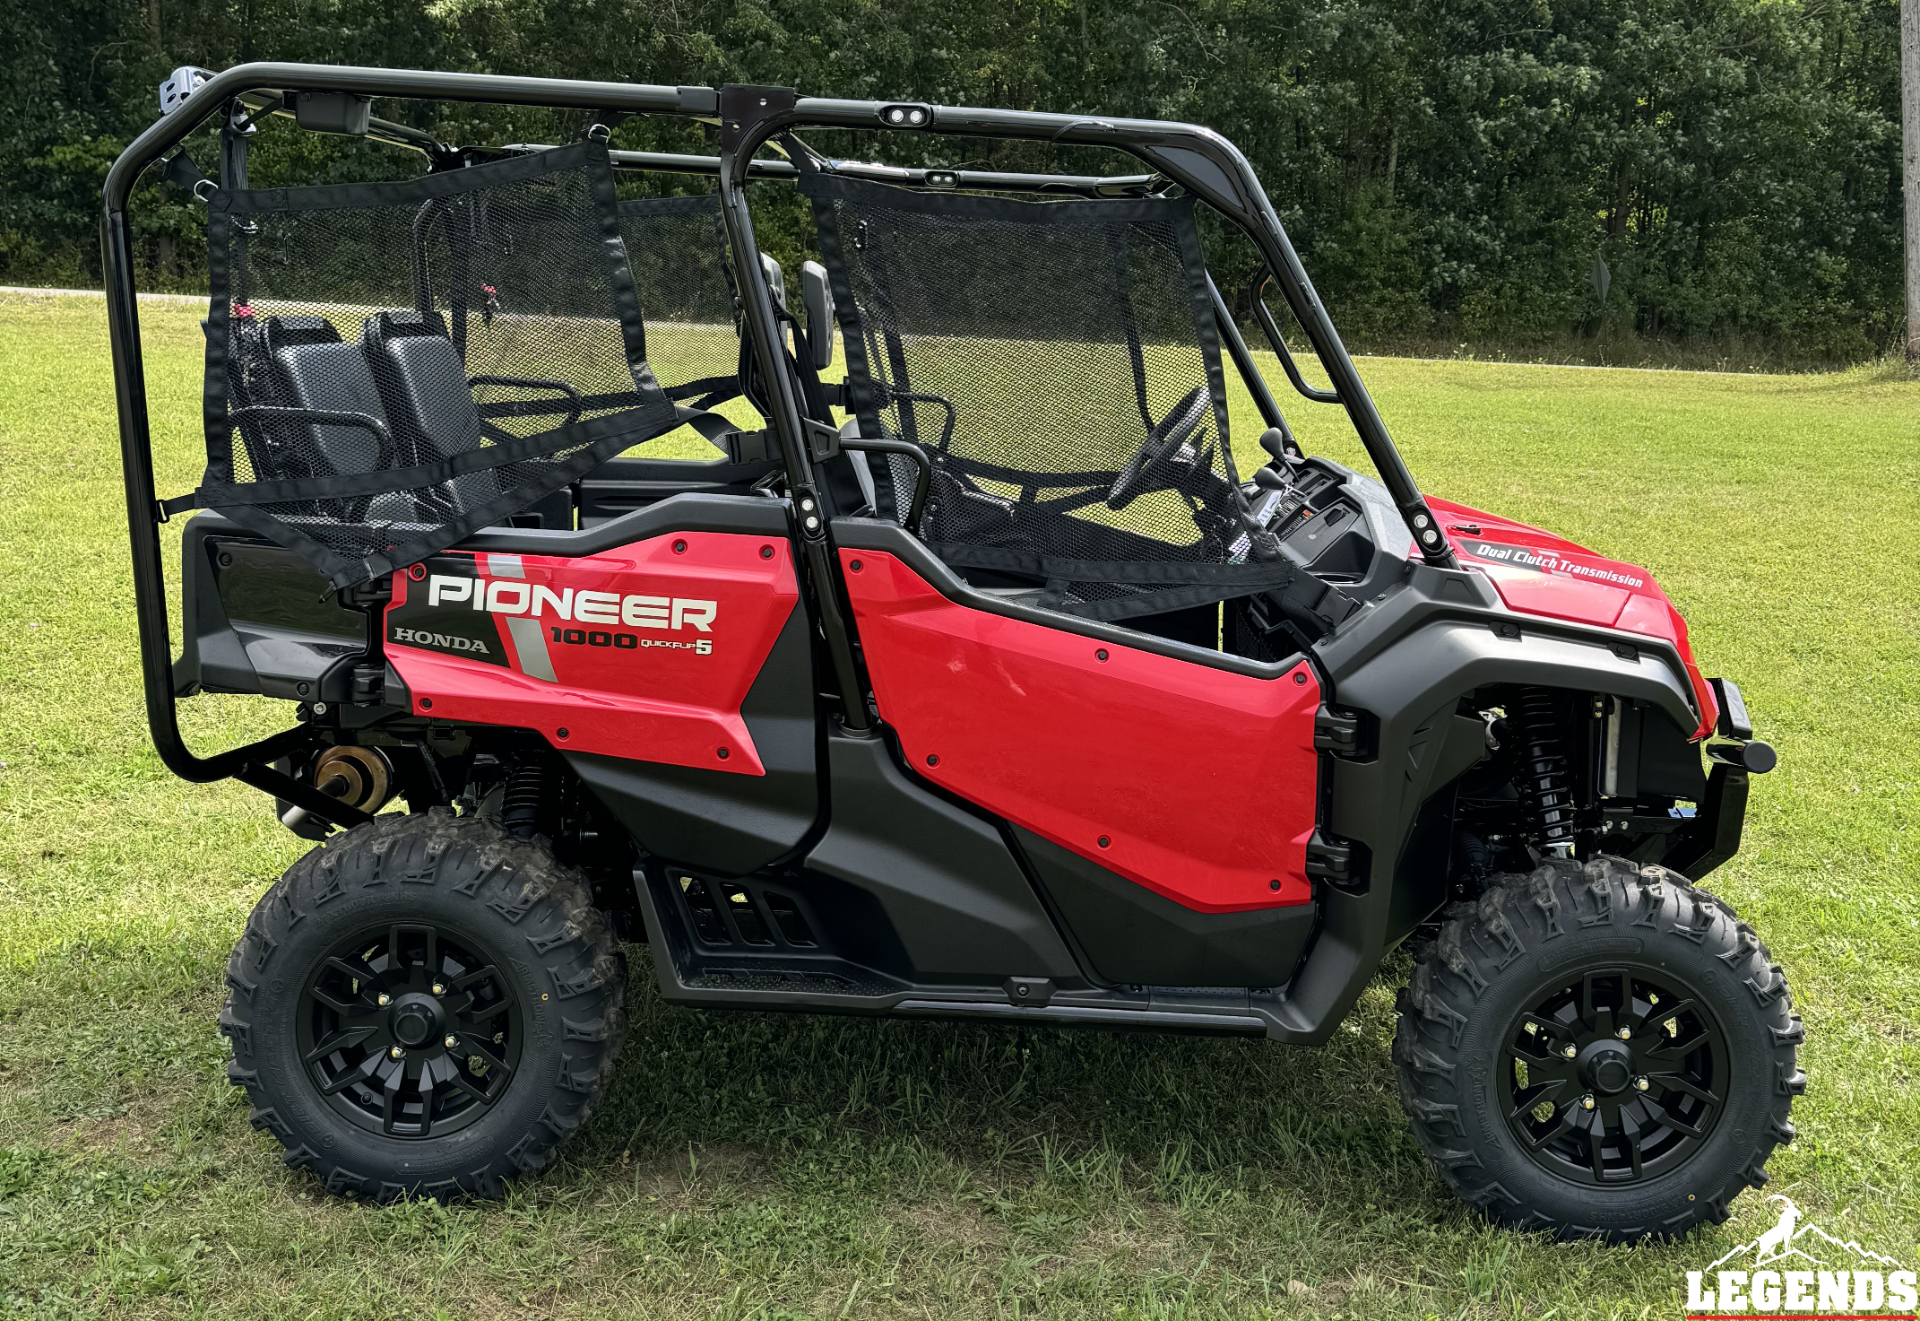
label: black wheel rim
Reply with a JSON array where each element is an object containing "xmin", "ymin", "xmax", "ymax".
[
  {"xmin": 297, "ymin": 922, "xmax": 524, "ymax": 1139},
  {"xmin": 1502, "ymin": 966, "xmax": 1728, "ymax": 1185}
]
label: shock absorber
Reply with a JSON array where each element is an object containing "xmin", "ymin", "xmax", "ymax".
[
  {"xmin": 1512, "ymin": 688, "xmax": 1576, "ymax": 855},
  {"xmin": 501, "ymin": 760, "xmax": 549, "ymax": 839}
]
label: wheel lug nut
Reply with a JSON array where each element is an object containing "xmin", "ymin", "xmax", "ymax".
[
  {"xmin": 1581, "ymin": 1094, "xmax": 1595, "ymax": 1110},
  {"xmin": 445, "ymin": 1034, "xmax": 458, "ymax": 1049},
  {"xmin": 377, "ymin": 993, "xmax": 391, "ymax": 1006},
  {"xmin": 390, "ymin": 1045, "xmax": 405, "ymax": 1059},
  {"xmin": 1617, "ymin": 1026, "xmax": 1631, "ymax": 1040},
  {"xmin": 1562, "ymin": 1044, "xmax": 1577, "ymax": 1059},
  {"xmin": 1635, "ymin": 1076, "xmax": 1649, "ymax": 1092}
]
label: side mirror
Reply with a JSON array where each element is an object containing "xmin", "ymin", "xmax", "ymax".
[
  {"xmin": 759, "ymin": 253, "xmax": 788, "ymax": 314},
  {"xmin": 801, "ymin": 261, "xmax": 835, "ymax": 372}
]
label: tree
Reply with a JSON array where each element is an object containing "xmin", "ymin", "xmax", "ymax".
[{"xmin": 1904, "ymin": 0, "xmax": 1920, "ymax": 359}]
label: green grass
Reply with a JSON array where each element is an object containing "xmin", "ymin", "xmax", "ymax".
[{"xmin": 1, "ymin": 288, "xmax": 1916, "ymax": 1318}]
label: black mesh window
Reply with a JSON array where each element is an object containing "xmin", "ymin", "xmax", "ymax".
[
  {"xmin": 803, "ymin": 171, "xmax": 1287, "ymax": 621},
  {"xmin": 616, "ymin": 195, "xmax": 739, "ymax": 406},
  {"xmin": 192, "ymin": 141, "xmax": 679, "ymax": 588}
]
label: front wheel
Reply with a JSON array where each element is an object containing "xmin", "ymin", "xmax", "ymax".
[
  {"xmin": 1394, "ymin": 855, "xmax": 1804, "ymax": 1241},
  {"xmin": 218, "ymin": 810, "xmax": 626, "ymax": 1200}
]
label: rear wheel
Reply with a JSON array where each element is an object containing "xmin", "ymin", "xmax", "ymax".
[
  {"xmin": 219, "ymin": 810, "xmax": 625, "ymax": 1200},
  {"xmin": 1394, "ymin": 855, "xmax": 1803, "ymax": 1241}
]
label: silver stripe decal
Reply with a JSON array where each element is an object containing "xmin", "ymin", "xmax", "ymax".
[
  {"xmin": 503, "ymin": 615, "xmax": 557, "ymax": 683},
  {"xmin": 486, "ymin": 553, "xmax": 526, "ymax": 579}
]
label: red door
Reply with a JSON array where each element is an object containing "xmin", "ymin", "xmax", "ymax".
[{"xmin": 839, "ymin": 549, "xmax": 1321, "ymax": 913}]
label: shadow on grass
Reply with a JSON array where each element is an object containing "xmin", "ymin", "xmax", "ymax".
[
  {"xmin": 1, "ymin": 910, "xmax": 1441, "ymax": 1233},
  {"xmin": 551, "ymin": 948, "xmax": 1438, "ymax": 1225}
]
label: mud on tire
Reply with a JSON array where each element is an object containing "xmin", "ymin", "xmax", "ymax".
[
  {"xmin": 218, "ymin": 810, "xmax": 626, "ymax": 1200},
  {"xmin": 1394, "ymin": 855, "xmax": 1804, "ymax": 1241}
]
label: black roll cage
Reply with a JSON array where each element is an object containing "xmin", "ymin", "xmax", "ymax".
[{"xmin": 100, "ymin": 62, "xmax": 1453, "ymax": 819}]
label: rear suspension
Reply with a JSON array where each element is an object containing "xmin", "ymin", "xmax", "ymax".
[{"xmin": 502, "ymin": 759, "xmax": 551, "ymax": 839}]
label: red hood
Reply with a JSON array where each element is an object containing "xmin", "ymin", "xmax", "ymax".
[{"xmin": 1425, "ymin": 496, "xmax": 1717, "ymax": 740}]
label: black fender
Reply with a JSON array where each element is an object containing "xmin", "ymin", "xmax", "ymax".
[{"xmin": 1270, "ymin": 560, "xmax": 1704, "ymax": 1043}]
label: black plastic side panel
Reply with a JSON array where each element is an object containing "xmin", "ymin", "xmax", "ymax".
[
  {"xmin": 176, "ymin": 518, "xmax": 256, "ymax": 695},
  {"xmin": 1014, "ymin": 828, "xmax": 1316, "ymax": 987},
  {"xmin": 1385, "ymin": 784, "xmax": 1457, "ymax": 949},
  {"xmin": 175, "ymin": 517, "xmax": 368, "ymax": 701},
  {"xmin": 805, "ymin": 733, "xmax": 1084, "ymax": 986},
  {"xmin": 1381, "ymin": 710, "xmax": 1494, "ymax": 948},
  {"xmin": 1639, "ymin": 705, "xmax": 1708, "ymax": 798},
  {"xmin": 1662, "ymin": 763, "xmax": 1749, "ymax": 878},
  {"xmin": 567, "ymin": 606, "xmax": 818, "ymax": 875}
]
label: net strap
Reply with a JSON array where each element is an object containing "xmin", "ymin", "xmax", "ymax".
[{"xmin": 614, "ymin": 192, "xmax": 742, "ymax": 410}]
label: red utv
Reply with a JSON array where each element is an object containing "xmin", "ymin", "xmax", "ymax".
[{"xmin": 102, "ymin": 64, "xmax": 1796, "ymax": 1240}]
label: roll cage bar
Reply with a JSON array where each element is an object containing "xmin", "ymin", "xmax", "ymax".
[{"xmin": 100, "ymin": 62, "xmax": 1453, "ymax": 820}]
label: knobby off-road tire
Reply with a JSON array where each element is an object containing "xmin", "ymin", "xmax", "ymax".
[
  {"xmin": 1394, "ymin": 855, "xmax": 1805, "ymax": 1241},
  {"xmin": 218, "ymin": 810, "xmax": 626, "ymax": 1200}
]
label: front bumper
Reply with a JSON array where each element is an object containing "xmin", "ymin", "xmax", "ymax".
[{"xmin": 1664, "ymin": 677, "xmax": 1774, "ymax": 879}]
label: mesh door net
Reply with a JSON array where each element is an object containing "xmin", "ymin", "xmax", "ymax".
[
  {"xmin": 191, "ymin": 141, "xmax": 679, "ymax": 588},
  {"xmin": 803, "ymin": 171, "xmax": 1287, "ymax": 620},
  {"xmin": 616, "ymin": 194, "xmax": 739, "ymax": 407}
]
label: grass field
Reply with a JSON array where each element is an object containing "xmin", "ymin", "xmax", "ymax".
[{"xmin": 1, "ymin": 288, "xmax": 1916, "ymax": 1319}]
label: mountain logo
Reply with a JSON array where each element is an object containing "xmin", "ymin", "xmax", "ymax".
[{"xmin": 1686, "ymin": 1196, "xmax": 1916, "ymax": 1316}]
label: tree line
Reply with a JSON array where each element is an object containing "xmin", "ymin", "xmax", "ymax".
[{"xmin": 1, "ymin": 0, "xmax": 1904, "ymax": 365}]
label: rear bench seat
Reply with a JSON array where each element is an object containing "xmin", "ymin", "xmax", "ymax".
[
  {"xmin": 242, "ymin": 311, "xmax": 557, "ymax": 524},
  {"xmin": 236, "ymin": 309, "xmax": 773, "ymax": 534}
]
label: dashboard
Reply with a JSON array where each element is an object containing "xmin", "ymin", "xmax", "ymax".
[{"xmin": 1241, "ymin": 457, "xmax": 1412, "ymax": 613}]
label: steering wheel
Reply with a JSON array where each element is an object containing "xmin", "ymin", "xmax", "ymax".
[{"xmin": 1105, "ymin": 387, "xmax": 1211, "ymax": 511}]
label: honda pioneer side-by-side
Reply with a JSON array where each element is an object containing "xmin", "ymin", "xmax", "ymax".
[{"xmin": 101, "ymin": 64, "xmax": 1795, "ymax": 1240}]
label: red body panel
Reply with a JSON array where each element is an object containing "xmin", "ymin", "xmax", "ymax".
[
  {"xmin": 840, "ymin": 549, "xmax": 1321, "ymax": 912},
  {"xmin": 385, "ymin": 533, "xmax": 798, "ymax": 771},
  {"xmin": 1427, "ymin": 496, "xmax": 1717, "ymax": 739}
]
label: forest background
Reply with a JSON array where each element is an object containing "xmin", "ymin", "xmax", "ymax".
[{"xmin": 1, "ymin": 0, "xmax": 1907, "ymax": 369}]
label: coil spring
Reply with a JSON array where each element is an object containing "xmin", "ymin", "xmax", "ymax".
[
  {"xmin": 1512, "ymin": 688, "xmax": 1576, "ymax": 852},
  {"xmin": 502, "ymin": 760, "xmax": 548, "ymax": 839}
]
